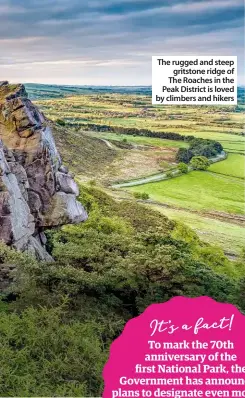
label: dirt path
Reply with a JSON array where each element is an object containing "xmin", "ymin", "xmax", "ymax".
[
  {"xmin": 99, "ymin": 138, "xmax": 115, "ymax": 149},
  {"xmin": 140, "ymin": 199, "xmax": 245, "ymax": 226}
]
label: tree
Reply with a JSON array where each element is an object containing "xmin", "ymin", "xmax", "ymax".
[
  {"xmin": 190, "ymin": 156, "xmax": 210, "ymax": 171},
  {"xmin": 56, "ymin": 119, "xmax": 66, "ymax": 126},
  {"xmin": 213, "ymin": 141, "xmax": 223, "ymax": 153},
  {"xmin": 178, "ymin": 162, "xmax": 189, "ymax": 174},
  {"xmin": 176, "ymin": 148, "xmax": 193, "ymax": 164}
]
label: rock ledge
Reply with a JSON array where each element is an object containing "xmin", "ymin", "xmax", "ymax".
[{"xmin": 0, "ymin": 82, "xmax": 87, "ymax": 261}]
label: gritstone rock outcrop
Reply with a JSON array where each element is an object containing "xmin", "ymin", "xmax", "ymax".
[{"xmin": 0, "ymin": 81, "xmax": 87, "ymax": 261}]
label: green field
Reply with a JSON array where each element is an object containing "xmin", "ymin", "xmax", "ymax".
[
  {"xmin": 153, "ymin": 206, "xmax": 245, "ymax": 256},
  {"xmin": 127, "ymin": 171, "xmax": 244, "ymax": 215},
  {"xmin": 219, "ymin": 141, "xmax": 245, "ymax": 154},
  {"xmin": 87, "ymin": 131, "xmax": 188, "ymax": 148},
  {"xmin": 209, "ymin": 153, "xmax": 245, "ymax": 179}
]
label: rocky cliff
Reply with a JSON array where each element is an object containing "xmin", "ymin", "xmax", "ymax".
[{"xmin": 0, "ymin": 81, "xmax": 87, "ymax": 261}]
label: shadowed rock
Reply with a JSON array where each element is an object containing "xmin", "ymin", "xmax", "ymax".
[{"xmin": 0, "ymin": 82, "xmax": 87, "ymax": 261}]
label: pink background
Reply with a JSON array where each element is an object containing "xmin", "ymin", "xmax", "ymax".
[{"xmin": 103, "ymin": 296, "xmax": 245, "ymax": 398}]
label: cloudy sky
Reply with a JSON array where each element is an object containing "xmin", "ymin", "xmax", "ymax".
[{"xmin": 0, "ymin": 0, "xmax": 243, "ymax": 85}]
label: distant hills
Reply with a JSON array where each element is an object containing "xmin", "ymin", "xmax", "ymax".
[
  {"xmin": 25, "ymin": 83, "xmax": 245, "ymax": 105},
  {"xmin": 25, "ymin": 83, "xmax": 152, "ymax": 99}
]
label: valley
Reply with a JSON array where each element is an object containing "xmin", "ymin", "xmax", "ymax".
[{"xmin": 31, "ymin": 85, "xmax": 245, "ymax": 257}]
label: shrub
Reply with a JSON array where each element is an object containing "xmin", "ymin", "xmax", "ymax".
[
  {"xmin": 178, "ymin": 162, "xmax": 189, "ymax": 174},
  {"xmin": 172, "ymin": 222, "xmax": 200, "ymax": 246},
  {"xmin": 190, "ymin": 156, "xmax": 210, "ymax": 171},
  {"xmin": 1, "ymin": 184, "xmax": 243, "ymax": 396},
  {"xmin": 166, "ymin": 171, "xmax": 173, "ymax": 178},
  {"xmin": 133, "ymin": 192, "xmax": 149, "ymax": 200},
  {"xmin": 0, "ymin": 306, "xmax": 106, "ymax": 397}
]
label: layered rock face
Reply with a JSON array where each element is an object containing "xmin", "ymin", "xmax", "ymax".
[{"xmin": 0, "ymin": 81, "xmax": 87, "ymax": 261}]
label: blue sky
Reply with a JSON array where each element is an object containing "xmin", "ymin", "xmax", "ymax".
[{"xmin": 0, "ymin": 0, "xmax": 243, "ymax": 85}]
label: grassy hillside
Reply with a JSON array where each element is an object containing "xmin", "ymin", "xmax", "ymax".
[
  {"xmin": 1, "ymin": 184, "xmax": 245, "ymax": 395},
  {"xmin": 52, "ymin": 123, "xmax": 182, "ymax": 184},
  {"xmin": 52, "ymin": 123, "xmax": 117, "ymax": 178},
  {"xmin": 153, "ymin": 206, "xmax": 245, "ymax": 256}
]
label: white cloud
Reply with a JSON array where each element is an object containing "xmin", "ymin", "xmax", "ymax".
[
  {"xmin": 0, "ymin": 0, "xmax": 243, "ymax": 84},
  {"xmin": 171, "ymin": 0, "xmax": 243, "ymax": 13}
]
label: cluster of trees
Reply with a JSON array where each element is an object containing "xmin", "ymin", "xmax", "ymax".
[
  {"xmin": 176, "ymin": 138, "xmax": 223, "ymax": 164},
  {"xmin": 176, "ymin": 157, "xmax": 211, "ymax": 173},
  {"xmin": 81, "ymin": 122, "xmax": 188, "ymax": 141},
  {"xmin": 0, "ymin": 184, "xmax": 243, "ymax": 396},
  {"xmin": 80, "ymin": 123, "xmax": 223, "ymax": 165},
  {"xmin": 189, "ymin": 138, "xmax": 223, "ymax": 157}
]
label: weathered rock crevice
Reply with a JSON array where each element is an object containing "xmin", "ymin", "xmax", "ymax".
[{"xmin": 0, "ymin": 81, "xmax": 87, "ymax": 263}]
